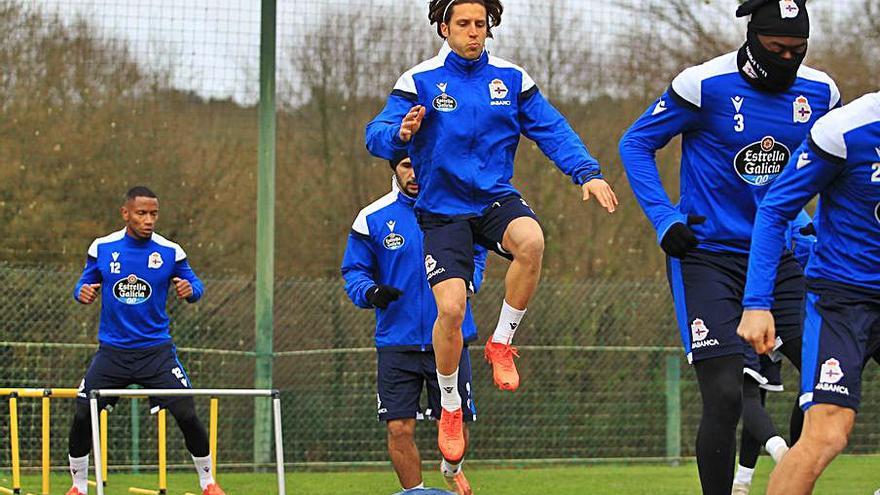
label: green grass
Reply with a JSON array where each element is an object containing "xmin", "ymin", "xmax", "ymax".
[{"xmin": 3, "ymin": 455, "xmax": 878, "ymax": 494}]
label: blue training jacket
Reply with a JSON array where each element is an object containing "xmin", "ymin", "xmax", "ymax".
[
  {"xmin": 366, "ymin": 42, "xmax": 603, "ymax": 217},
  {"xmin": 73, "ymin": 229, "xmax": 204, "ymax": 349},
  {"xmin": 745, "ymin": 91, "xmax": 880, "ymax": 309},
  {"xmin": 341, "ymin": 181, "xmax": 486, "ymax": 350},
  {"xmin": 619, "ymin": 51, "xmax": 840, "ymax": 254}
]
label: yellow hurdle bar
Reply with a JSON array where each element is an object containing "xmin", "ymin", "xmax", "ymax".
[
  {"xmin": 9, "ymin": 394, "xmax": 21, "ymax": 495},
  {"xmin": 158, "ymin": 409, "xmax": 167, "ymax": 495},
  {"xmin": 41, "ymin": 396, "xmax": 50, "ymax": 495},
  {"xmin": 0, "ymin": 388, "xmax": 78, "ymax": 399},
  {"xmin": 128, "ymin": 488, "xmax": 159, "ymax": 495},
  {"xmin": 100, "ymin": 409, "xmax": 109, "ymax": 484},
  {"xmin": 209, "ymin": 398, "xmax": 218, "ymax": 479}
]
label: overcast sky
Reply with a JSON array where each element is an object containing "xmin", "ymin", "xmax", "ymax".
[{"xmin": 37, "ymin": 0, "xmax": 848, "ymax": 104}]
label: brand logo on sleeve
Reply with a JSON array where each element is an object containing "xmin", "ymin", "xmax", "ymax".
[
  {"xmin": 652, "ymin": 98, "xmax": 668, "ymax": 116},
  {"xmin": 796, "ymin": 152, "xmax": 811, "ymax": 169},
  {"xmin": 734, "ymin": 136, "xmax": 791, "ymax": 186},
  {"xmin": 113, "ymin": 274, "xmax": 152, "ymax": 305}
]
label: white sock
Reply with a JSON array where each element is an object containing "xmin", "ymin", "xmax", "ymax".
[
  {"xmin": 734, "ymin": 464, "xmax": 755, "ymax": 485},
  {"xmin": 437, "ymin": 368, "xmax": 462, "ymax": 412},
  {"xmin": 491, "ymin": 300, "xmax": 526, "ymax": 344},
  {"xmin": 765, "ymin": 435, "xmax": 789, "ymax": 463},
  {"xmin": 404, "ymin": 483, "xmax": 425, "ymax": 491},
  {"xmin": 441, "ymin": 458, "xmax": 463, "ymax": 477},
  {"xmin": 69, "ymin": 454, "xmax": 89, "ymax": 493},
  {"xmin": 192, "ymin": 454, "xmax": 215, "ymax": 490}
]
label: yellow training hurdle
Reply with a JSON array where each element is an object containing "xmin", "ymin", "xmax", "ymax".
[
  {"xmin": 0, "ymin": 388, "xmax": 81, "ymax": 495},
  {"xmin": 0, "ymin": 388, "xmax": 202, "ymax": 495},
  {"xmin": 4, "ymin": 388, "xmax": 232, "ymax": 495}
]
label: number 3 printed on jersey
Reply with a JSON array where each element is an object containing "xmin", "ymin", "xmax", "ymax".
[{"xmin": 734, "ymin": 114, "xmax": 745, "ymax": 133}]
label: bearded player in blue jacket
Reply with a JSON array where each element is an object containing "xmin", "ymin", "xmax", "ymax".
[
  {"xmin": 67, "ymin": 187, "xmax": 222, "ymax": 495},
  {"xmin": 739, "ymin": 91, "xmax": 880, "ymax": 494},
  {"xmin": 365, "ymin": 0, "xmax": 617, "ymax": 463},
  {"xmin": 618, "ymin": 0, "xmax": 840, "ymax": 493},
  {"xmin": 342, "ymin": 156, "xmax": 486, "ymax": 495}
]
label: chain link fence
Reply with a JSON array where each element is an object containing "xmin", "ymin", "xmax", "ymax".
[
  {"xmin": 1, "ymin": 0, "xmax": 879, "ymax": 474},
  {"xmin": 3, "ymin": 263, "xmax": 880, "ymax": 471}
]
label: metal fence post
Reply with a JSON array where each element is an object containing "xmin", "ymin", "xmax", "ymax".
[
  {"xmin": 131, "ymin": 396, "xmax": 140, "ymax": 474},
  {"xmin": 255, "ymin": 0, "xmax": 278, "ymax": 468},
  {"xmin": 665, "ymin": 354, "xmax": 681, "ymax": 465}
]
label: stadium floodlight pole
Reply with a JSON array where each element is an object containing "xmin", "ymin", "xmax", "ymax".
[
  {"xmin": 89, "ymin": 389, "xmax": 286, "ymax": 495},
  {"xmin": 256, "ymin": 0, "xmax": 278, "ymax": 469}
]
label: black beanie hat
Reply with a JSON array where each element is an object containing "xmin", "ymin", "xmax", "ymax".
[{"xmin": 736, "ymin": 0, "xmax": 809, "ymax": 38}]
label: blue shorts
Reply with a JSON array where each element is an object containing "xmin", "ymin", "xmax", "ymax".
[
  {"xmin": 800, "ymin": 279, "xmax": 880, "ymax": 412},
  {"xmin": 76, "ymin": 343, "xmax": 193, "ymax": 409},
  {"xmin": 744, "ymin": 345, "xmax": 784, "ymax": 392},
  {"xmin": 666, "ymin": 250, "xmax": 805, "ymax": 364},
  {"xmin": 376, "ymin": 347, "xmax": 475, "ymax": 422},
  {"xmin": 419, "ymin": 195, "xmax": 540, "ymax": 287}
]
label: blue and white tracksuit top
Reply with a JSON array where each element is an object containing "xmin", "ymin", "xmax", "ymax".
[
  {"xmin": 73, "ymin": 229, "xmax": 204, "ymax": 349},
  {"xmin": 366, "ymin": 42, "xmax": 603, "ymax": 217},
  {"xmin": 619, "ymin": 51, "xmax": 840, "ymax": 254},
  {"xmin": 745, "ymin": 91, "xmax": 880, "ymax": 309},
  {"xmin": 341, "ymin": 183, "xmax": 487, "ymax": 351}
]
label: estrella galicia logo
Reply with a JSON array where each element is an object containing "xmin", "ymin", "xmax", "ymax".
[
  {"xmin": 875, "ymin": 202, "xmax": 880, "ymax": 225},
  {"xmin": 734, "ymin": 136, "xmax": 790, "ymax": 186},
  {"xmin": 383, "ymin": 232, "xmax": 405, "ymax": 250},
  {"xmin": 432, "ymin": 82, "xmax": 457, "ymax": 112},
  {"xmin": 113, "ymin": 274, "xmax": 152, "ymax": 305}
]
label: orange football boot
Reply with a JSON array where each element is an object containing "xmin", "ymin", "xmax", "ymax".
[
  {"xmin": 444, "ymin": 469, "xmax": 473, "ymax": 495},
  {"xmin": 484, "ymin": 339, "xmax": 520, "ymax": 391},
  {"xmin": 203, "ymin": 483, "xmax": 226, "ymax": 495},
  {"xmin": 437, "ymin": 407, "xmax": 465, "ymax": 463}
]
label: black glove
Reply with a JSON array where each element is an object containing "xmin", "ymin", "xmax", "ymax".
[
  {"xmin": 660, "ymin": 215, "xmax": 706, "ymax": 259},
  {"xmin": 365, "ymin": 285, "xmax": 403, "ymax": 309},
  {"xmin": 798, "ymin": 222, "xmax": 816, "ymax": 237}
]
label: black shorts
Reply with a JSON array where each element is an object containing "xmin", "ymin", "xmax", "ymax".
[
  {"xmin": 419, "ymin": 195, "xmax": 540, "ymax": 287},
  {"xmin": 76, "ymin": 343, "xmax": 194, "ymax": 409},
  {"xmin": 800, "ymin": 280, "xmax": 880, "ymax": 412},
  {"xmin": 376, "ymin": 348, "xmax": 475, "ymax": 422},
  {"xmin": 744, "ymin": 345, "xmax": 784, "ymax": 392},
  {"xmin": 666, "ymin": 250, "xmax": 805, "ymax": 364}
]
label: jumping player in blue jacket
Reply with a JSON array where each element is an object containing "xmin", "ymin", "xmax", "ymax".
[
  {"xmin": 342, "ymin": 156, "xmax": 486, "ymax": 495},
  {"xmin": 618, "ymin": 1, "xmax": 839, "ymax": 493},
  {"xmin": 738, "ymin": 91, "xmax": 880, "ymax": 494},
  {"xmin": 66, "ymin": 187, "xmax": 223, "ymax": 495},
  {"xmin": 365, "ymin": 0, "xmax": 617, "ymax": 463}
]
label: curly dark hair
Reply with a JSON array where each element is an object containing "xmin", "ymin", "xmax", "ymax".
[{"xmin": 428, "ymin": 0, "xmax": 503, "ymax": 39}]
